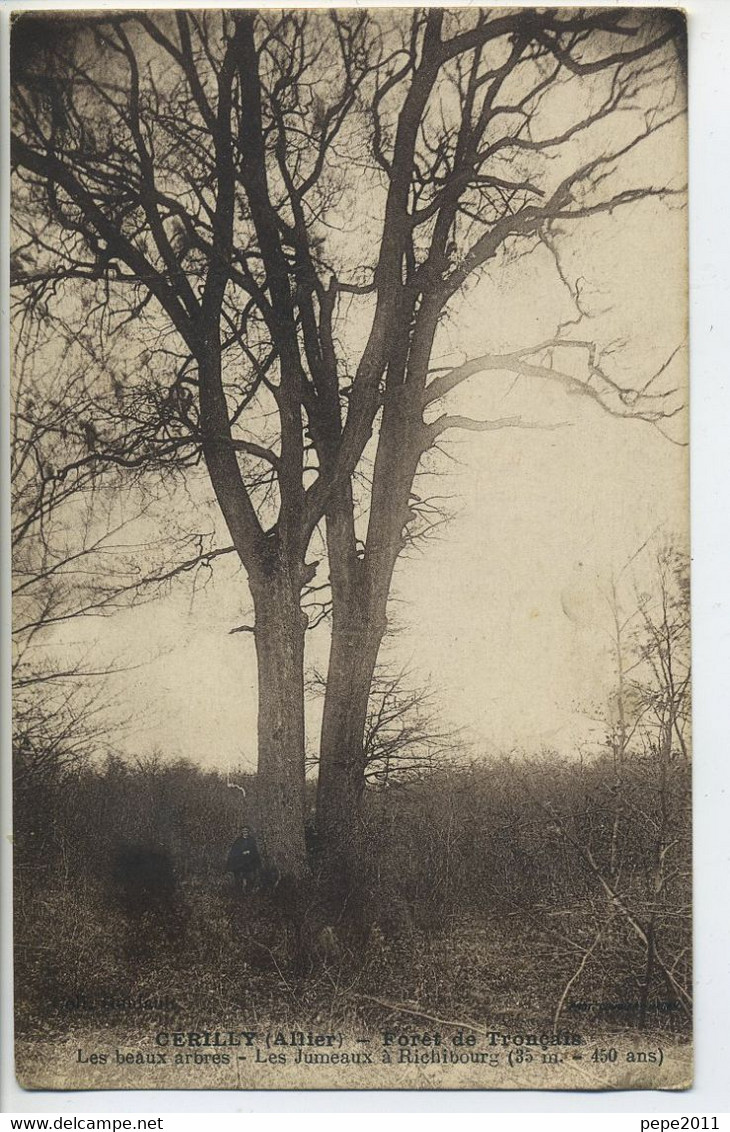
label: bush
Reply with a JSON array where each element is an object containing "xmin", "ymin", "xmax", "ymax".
[{"xmin": 13, "ymin": 744, "xmax": 691, "ymax": 1035}]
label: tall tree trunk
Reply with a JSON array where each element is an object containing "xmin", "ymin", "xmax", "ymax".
[
  {"xmin": 317, "ymin": 479, "xmax": 368, "ymax": 846},
  {"xmin": 250, "ymin": 568, "xmax": 309, "ymax": 880},
  {"xmin": 317, "ymin": 396, "xmax": 424, "ymax": 853},
  {"xmin": 195, "ymin": 340, "xmax": 310, "ymax": 882},
  {"xmin": 317, "ymin": 598, "xmax": 387, "ymax": 846}
]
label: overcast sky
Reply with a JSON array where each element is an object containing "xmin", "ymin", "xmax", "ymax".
[{"xmin": 76, "ymin": 134, "xmax": 688, "ymax": 772}]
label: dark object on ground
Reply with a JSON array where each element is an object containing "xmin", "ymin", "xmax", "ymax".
[
  {"xmin": 226, "ymin": 827, "xmax": 261, "ymax": 890},
  {"xmin": 112, "ymin": 844, "xmax": 177, "ymax": 912}
]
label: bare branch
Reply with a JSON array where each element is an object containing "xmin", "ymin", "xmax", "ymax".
[{"xmin": 427, "ymin": 414, "xmax": 569, "ymax": 442}]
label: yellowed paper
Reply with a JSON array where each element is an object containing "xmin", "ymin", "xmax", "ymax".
[{"xmin": 10, "ymin": 7, "xmax": 690, "ymax": 1091}]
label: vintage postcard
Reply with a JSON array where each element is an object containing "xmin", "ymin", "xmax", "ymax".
[{"xmin": 9, "ymin": 6, "xmax": 690, "ymax": 1091}]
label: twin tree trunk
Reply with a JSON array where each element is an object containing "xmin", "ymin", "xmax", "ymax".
[
  {"xmin": 246, "ymin": 400, "xmax": 423, "ymax": 882},
  {"xmin": 250, "ymin": 557, "xmax": 386, "ymax": 883},
  {"xmin": 248, "ymin": 524, "xmax": 390, "ymax": 881}
]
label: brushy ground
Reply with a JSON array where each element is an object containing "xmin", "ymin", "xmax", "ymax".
[{"xmin": 14, "ymin": 750, "xmax": 691, "ymax": 1047}]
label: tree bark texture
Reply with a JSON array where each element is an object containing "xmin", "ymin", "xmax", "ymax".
[
  {"xmin": 250, "ymin": 569, "xmax": 309, "ymax": 880},
  {"xmin": 317, "ymin": 389, "xmax": 426, "ymax": 851}
]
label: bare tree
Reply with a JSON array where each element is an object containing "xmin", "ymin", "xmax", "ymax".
[
  {"xmin": 10, "ymin": 299, "xmax": 240, "ymax": 789},
  {"xmin": 615, "ymin": 544, "xmax": 691, "ymax": 1026},
  {"xmin": 11, "ymin": 10, "xmax": 686, "ymax": 878},
  {"xmin": 548, "ymin": 543, "xmax": 691, "ymax": 1029},
  {"xmin": 308, "ymin": 665, "xmax": 462, "ymax": 789}
]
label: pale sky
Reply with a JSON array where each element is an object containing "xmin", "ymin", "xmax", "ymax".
[{"xmin": 72, "ymin": 161, "xmax": 688, "ymax": 772}]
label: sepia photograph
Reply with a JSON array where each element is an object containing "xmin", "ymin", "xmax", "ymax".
[{"xmin": 9, "ymin": 6, "xmax": 690, "ymax": 1092}]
